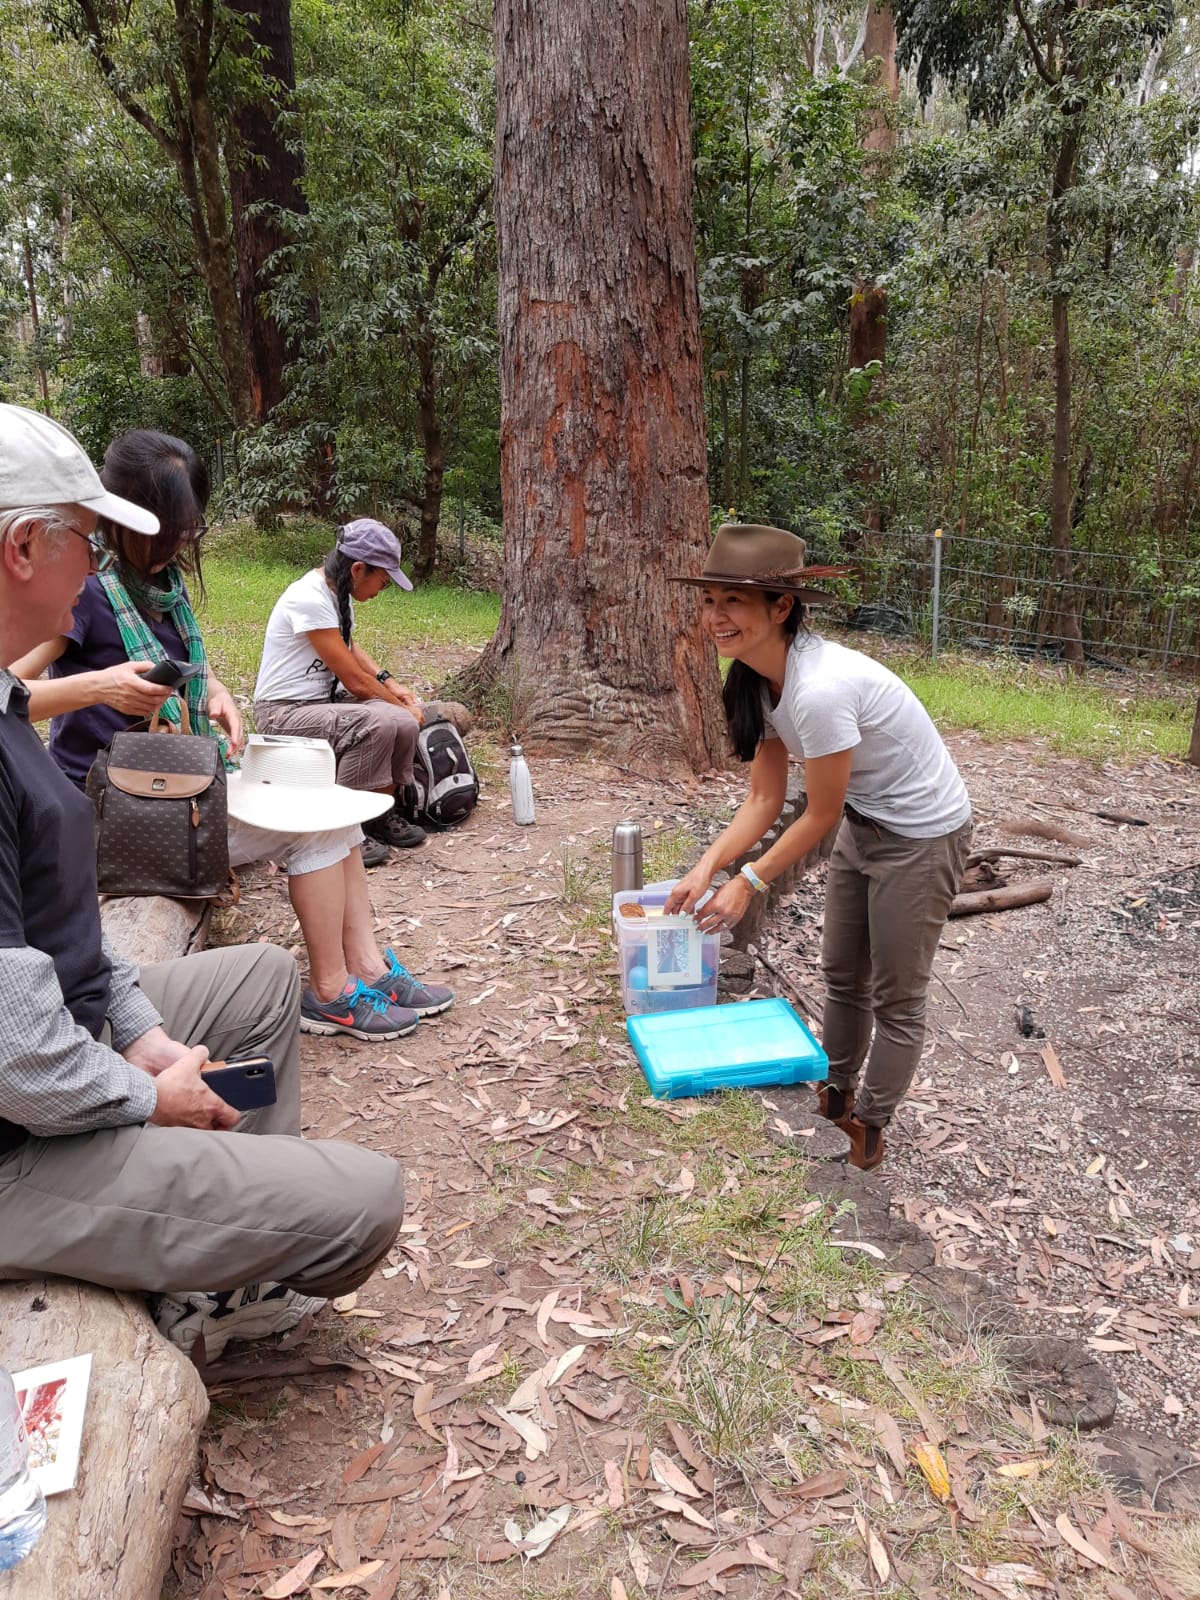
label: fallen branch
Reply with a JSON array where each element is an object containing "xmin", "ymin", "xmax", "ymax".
[
  {"xmin": 948, "ymin": 880, "xmax": 1053, "ymax": 918},
  {"xmin": 967, "ymin": 846, "xmax": 1082, "ymax": 869},
  {"xmin": 998, "ymin": 817, "xmax": 1092, "ymax": 847}
]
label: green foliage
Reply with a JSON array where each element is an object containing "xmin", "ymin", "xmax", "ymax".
[{"xmin": 232, "ymin": 0, "xmax": 497, "ymax": 522}]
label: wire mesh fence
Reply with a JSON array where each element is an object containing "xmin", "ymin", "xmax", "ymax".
[{"xmin": 809, "ymin": 527, "xmax": 1200, "ymax": 674}]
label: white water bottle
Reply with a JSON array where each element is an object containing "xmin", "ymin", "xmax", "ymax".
[
  {"xmin": 0, "ymin": 1366, "xmax": 47, "ymax": 1572},
  {"xmin": 509, "ymin": 739, "xmax": 535, "ymax": 825}
]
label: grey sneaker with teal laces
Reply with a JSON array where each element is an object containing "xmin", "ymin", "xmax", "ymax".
[{"xmin": 373, "ymin": 947, "xmax": 454, "ymax": 1016}]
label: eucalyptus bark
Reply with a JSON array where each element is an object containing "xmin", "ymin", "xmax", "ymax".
[
  {"xmin": 480, "ymin": 0, "xmax": 724, "ymax": 769},
  {"xmin": 226, "ymin": 0, "xmax": 308, "ymax": 422}
]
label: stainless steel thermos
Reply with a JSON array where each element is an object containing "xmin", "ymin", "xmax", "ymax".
[
  {"xmin": 611, "ymin": 821, "xmax": 644, "ymax": 894},
  {"xmin": 509, "ymin": 739, "xmax": 535, "ymax": 825}
]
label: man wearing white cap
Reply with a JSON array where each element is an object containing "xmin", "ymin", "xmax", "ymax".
[{"xmin": 0, "ymin": 403, "xmax": 404, "ymax": 1361}]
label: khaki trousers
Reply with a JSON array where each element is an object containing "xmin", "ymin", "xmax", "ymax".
[
  {"xmin": 254, "ymin": 699, "xmax": 419, "ymax": 791},
  {"xmin": 0, "ymin": 946, "xmax": 403, "ymax": 1298},
  {"xmin": 820, "ymin": 814, "xmax": 973, "ymax": 1127}
]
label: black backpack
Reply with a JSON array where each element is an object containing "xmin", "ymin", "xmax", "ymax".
[{"xmin": 404, "ymin": 717, "xmax": 479, "ymax": 829}]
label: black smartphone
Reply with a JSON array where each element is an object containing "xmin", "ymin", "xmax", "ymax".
[
  {"xmin": 143, "ymin": 658, "xmax": 205, "ymax": 690},
  {"xmin": 201, "ymin": 1056, "xmax": 277, "ymax": 1112}
]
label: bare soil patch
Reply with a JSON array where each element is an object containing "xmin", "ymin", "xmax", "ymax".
[{"xmin": 168, "ymin": 711, "xmax": 1200, "ymax": 1599}]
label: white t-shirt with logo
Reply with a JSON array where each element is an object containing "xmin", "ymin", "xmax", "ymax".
[
  {"xmin": 762, "ymin": 635, "xmax": 970, "ymax": 838},
  {"xmin": 254, "ymin": 568, "xmax": 351, "ymax": 702}
]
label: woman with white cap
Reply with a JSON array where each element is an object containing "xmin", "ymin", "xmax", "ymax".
[
  {"xmin": 252, "ymin": 520, "xmax": 431, "ymax": 852},
  {"xmin": 13, "ymin": 430, "xmax": 453, "ymax": 1043},
  {"xmin": 665, "ymin": 523, "xmax": 973, "ymax": 1172}
]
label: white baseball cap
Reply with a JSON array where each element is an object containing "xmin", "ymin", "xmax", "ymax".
[{"xmin": 0, "ymin": 403, "xmax": 160, "ymax": 536}]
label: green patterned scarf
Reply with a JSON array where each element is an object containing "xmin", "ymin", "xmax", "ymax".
[{"xmin": 97, "ymin": 565, "xmax": 226, "ymax": 756}]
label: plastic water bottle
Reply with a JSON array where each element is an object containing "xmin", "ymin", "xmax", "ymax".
[
  {"xmin": 509, "ymin": 739, "xmax": 535, "ymax": 825},
  {"xmin": 0, "ymin": 1366, "xmax": 47, "ymax": 1571}
]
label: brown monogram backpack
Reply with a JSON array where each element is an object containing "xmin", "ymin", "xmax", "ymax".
[{"xmin": 85, "ymin": 706, "xmax": 229, "ymax": 899}]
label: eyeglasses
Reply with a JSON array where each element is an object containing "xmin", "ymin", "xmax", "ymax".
[{"xmin": 68, "ymin": 526, "xmax": 116, "ymax": 574}]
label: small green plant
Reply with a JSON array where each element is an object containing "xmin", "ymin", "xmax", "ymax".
[{"xmin": 557, "ymin": 848, "xmax": 604, "ymax": 911}]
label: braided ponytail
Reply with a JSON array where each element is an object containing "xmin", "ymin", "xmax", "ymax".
[{"xmin": 323, "ymin": 539, "xmax": 357, "ymax": 700}]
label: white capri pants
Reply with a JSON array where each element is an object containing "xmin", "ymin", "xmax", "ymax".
[{"xmin": 226, "ymin": 818, "xmax": 365, "ymax": 878}]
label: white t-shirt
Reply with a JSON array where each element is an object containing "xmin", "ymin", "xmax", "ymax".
[
  {"xmin": 762, "ymin": 635, "xmax": 970, "ymax": 838},
  {"xmin": 254, "ymin": 568, "xmax": 351, "ymax": 702}
]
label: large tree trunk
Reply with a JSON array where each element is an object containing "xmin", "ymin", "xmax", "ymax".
[
  {"xmin": 477, "ymin": 0, "xmax": 723, "ymax": 769},
  {"xmin": 226, "ymin": 0, "xmax": 308, "ymax": 422}
]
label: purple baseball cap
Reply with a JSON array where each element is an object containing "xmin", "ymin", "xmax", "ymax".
[{"xmin": 337, "ymin": 518, "xmax": 413, "ymax": 591}]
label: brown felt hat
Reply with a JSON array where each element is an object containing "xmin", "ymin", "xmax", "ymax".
[{"xmin": 672, "ymin": 523, "xmax": 848, "ymax": 604}]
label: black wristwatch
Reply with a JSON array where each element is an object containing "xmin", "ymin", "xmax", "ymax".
[{"xmin": 376, "ymin": 669, "xmax": 393, "ymax": 685}]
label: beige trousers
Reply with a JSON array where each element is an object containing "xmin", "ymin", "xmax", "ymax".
[
  {"xmin": 0, "ymin": 945, "xmax": 403, "ymax": 1298},
  {"xmin": 820, "ymin": 814, "xmax": 973, "ymax": 1126}
]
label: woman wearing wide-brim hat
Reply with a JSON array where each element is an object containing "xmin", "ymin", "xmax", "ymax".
[{"xmin": 664, "ymin": 524, "xmax": 973, "ymax": 1171}]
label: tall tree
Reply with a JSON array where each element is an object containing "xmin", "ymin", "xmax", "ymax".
[
  {"xmin": 894, "ymin": 0, "xmax": 1176, "ymax": 668},
  {"xmin": 476, "ymin": 0, "xmax": 723, "ymax": 767},
  {"xmin": 60, "ymin": 0, "xmax": 255, "ymax": 425},
  {"xmin": 225, "ymin": 0, "xmax": 308, "ymax": 421}
]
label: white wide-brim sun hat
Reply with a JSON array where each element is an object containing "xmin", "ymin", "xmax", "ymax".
[{"xmin": 225, "ymin": 735, "xmax": 393, "ymax": 833}]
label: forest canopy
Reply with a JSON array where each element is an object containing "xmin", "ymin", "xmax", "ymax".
[{"xmin": 2, "ymin": 0, "xmax": 1198, "ymax": 615}]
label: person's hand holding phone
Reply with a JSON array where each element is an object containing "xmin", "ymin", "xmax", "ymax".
[
  {"xmin": 149, "ymin": 1047, "xmax": 240, "ymax": 1131},
  {"xmin": 97, "ymin": 661, "xmax": 175, "ymax": 716}
]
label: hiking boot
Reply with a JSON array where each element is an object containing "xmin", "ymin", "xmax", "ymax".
[
  {"xmin": 365, "ymin": 810, "xmax": 426, "ymax": 849},
  {"xmin": 300, "ymin": 977, "xmax": 419, "ymax": 1040},
  {"xmin": 845, "ymin": 1116, "xmax": 885, "ymax": 1172},
  {"xmin": 360, "ymin": 836, "xmax": 390, "ymax": 869},
  {"xmin": 816, "ymin": 1082, "xmax": 854, "ymax": 1128},
  {"xmin": 371, "ymin": 946, "xmax": 454, "ymax": 1017},
  {"xmin": 151, "ymin": 1282, "xmax": 325, "ymax": 1363}
]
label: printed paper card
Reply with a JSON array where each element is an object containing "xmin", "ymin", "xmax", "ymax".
[{"xmin": 13, "ymin": 1353, "xmax": 92, "ymax": 1496}]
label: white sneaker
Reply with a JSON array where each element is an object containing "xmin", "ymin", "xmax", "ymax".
[{"xmin": 151, "ymin": 1282, "xmax": 326, "ymax": 1361}]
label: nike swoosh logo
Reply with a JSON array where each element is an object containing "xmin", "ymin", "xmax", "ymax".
[{"xmin": 322, "ymin": 1011, "xmax": 355, "ymax": 1025}]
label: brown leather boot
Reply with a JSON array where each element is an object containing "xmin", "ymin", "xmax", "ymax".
[
  {"xmin": 816, "ymin": 1083, "xmax": 854, "ymax": 1129},
  {"xmin": 845, "ymin": 1116, "xmax": 885, "ymax": 1171}
]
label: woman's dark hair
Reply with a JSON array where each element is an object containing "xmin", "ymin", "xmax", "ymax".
[
  {"xmin": 723, "ymin": 592, "xmax": 806, "ymax": 762},
  {"xmin": 98, "ymin": 430, "xmax": 210, "ymax": 597}
]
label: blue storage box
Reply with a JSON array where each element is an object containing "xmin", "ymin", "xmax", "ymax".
[{"xmin": 627, "ymin": 997, "xmax": 828, "ymax": 1100}]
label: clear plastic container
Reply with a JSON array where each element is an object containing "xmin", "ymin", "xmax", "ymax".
[{"xmin": 613, "ymin": 880, "xmax": 721, "ymax": 1016}]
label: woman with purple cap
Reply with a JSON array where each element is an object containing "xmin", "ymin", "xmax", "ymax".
[
  {"xmin": 12, "ymin": 431, "xmax": 453, "ymax": 1044},
  {"xmin": 252, "ymin": 520, "xmax": 430, "ymax": 855}
]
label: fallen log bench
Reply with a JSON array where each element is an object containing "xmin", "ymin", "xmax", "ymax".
[
  {"xmin": 0, "ymin": 895, "xmax": 213, "ymax": 1599},
  {"xmin": 0, "ymin": 1281, "xmax": 208, "ymax": 1600}
]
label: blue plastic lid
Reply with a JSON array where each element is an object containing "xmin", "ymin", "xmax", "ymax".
[{"xmin": 627, "ymin": 997, "xmax": 828, "ymax": 1099}]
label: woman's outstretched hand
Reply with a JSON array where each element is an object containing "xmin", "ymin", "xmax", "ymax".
[
  {"xmin": 664, "ymin": 865, "xmax": 713, "ymax": 916},
  {"xmin": 694, "ymin": 874, "xmax": 754, "ymax": 934}
]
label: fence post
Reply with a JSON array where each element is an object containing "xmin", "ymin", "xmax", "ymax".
[
  {"xmin": 930, "ymin": 526, "xmax": 943, "ymax": 661},
  {"xmin": 1162, "ymin": 603, "xmax": 1176, "ymax": 670}
]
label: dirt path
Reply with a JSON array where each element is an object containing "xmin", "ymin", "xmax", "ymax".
[{"xmin": 168, "ymin": 727, "xmax": 1199, "ymax": 1600}]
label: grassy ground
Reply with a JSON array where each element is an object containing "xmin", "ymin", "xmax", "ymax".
[
  {"xmin": 197, "ymin": 528, "xmax": 1195, "ymax": 762},
  {"xmin": 894, "ymin": 653, "xmax": 1195, "ymax": 762}
]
